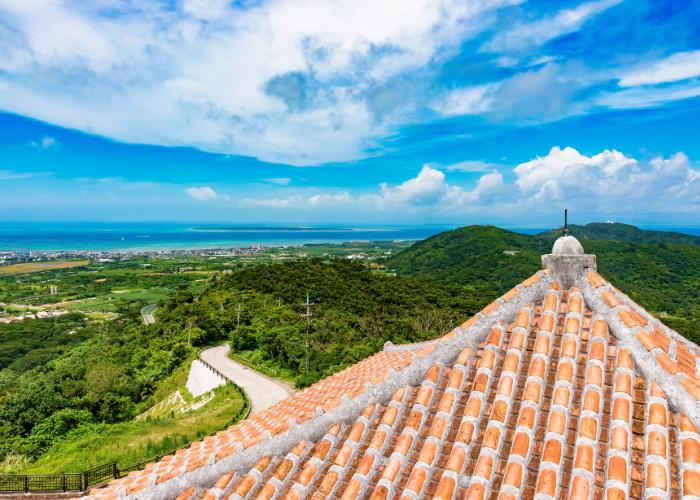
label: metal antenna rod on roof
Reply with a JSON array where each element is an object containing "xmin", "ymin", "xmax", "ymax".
[{"xmin": 564, "ymin": 208, "xmax": 569, "ymax": 235}]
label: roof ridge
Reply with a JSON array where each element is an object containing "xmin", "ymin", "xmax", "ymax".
[{"xmin": 581, "ymin": 270, "xmax": 700, "ymax": 429}]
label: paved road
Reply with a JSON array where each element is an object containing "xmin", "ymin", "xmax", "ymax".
[
  {"xmin": 200, "ymin": 344, "xmax": 294, "ymax": 414},
  {"xmin": 141, "ymin": 304, "xmax": 157, "ymax": 324}
]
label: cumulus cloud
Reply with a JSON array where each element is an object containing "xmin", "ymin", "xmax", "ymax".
[
  {"xmin": 375, "ymin": 166, "xmax": 457, "ymax": 206},
  {"xmin": 185, "ymin": 186, "xmax": 218, "ymax": 201},
  {"xmin": 513, "ymin": 146, "xmax": 700, "ymax": 213},
  {"xmin": 514, "ymin": 146, "xmax": 634, "ymax": 193},
  {"xmin": 462, "ymin": 170, "xmax": 505, "ymax": 203},
  {"xmin": 240, "ymin": 146, "xmax": 700, "ymax": 217},
  {"xmin": 362, "ymin": 165, "xmax": 502, "ymax": 209},
  {"xmin": 0, "ymin": 0, "xmax": 520, "ymax": 165}
]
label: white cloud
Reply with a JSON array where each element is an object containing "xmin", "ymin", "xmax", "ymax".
[
  {"xmin": 483, "ymin": 0, "xmax": 621, "ymax": 53},
  {"xmin": 30, "ymin": 136, "xmax": 59, "ymax": 149},
  {"xmin": 431, "ymin": 84, "xmax": 495, "ymax": 117},
  {"xmin": 376, "ymin": 165, "xmax": 456, "ymax": 206},
  {"xmin": 263, "ymin": 177, "xmax": 292, "ymax": 186},
  {"xmin": 368, "ymin": 165, "xmax": 505, "ymax": 209},
  {"xmin": 181, "ymin": 0, "xmax": 231, "ymax": 21},
  {"xmin": 597, "ymin": 82, "xmax": 700, "ymax": 109},
  {"xmin": 433, "ymin": 63, "xmax": 595, "ymax": 123},
  {"xmin": 308, "ymin": 192, "xmax": 352, "ymax": 205},
  {"xmin": 462, "ymin": 170, "xmax": 505, "ymax": 203},
  {"xmin": 239, "ymin": 165, "xmax": 505, "ymax": 212},
  {"xmin": 168, "ymin": 146, "xmax": 700, "ymax": 217},
  {"xmin": 0, "ymin": 169, "xmax": 52, "ymax": 180},
  {"xmin": 512, "ymin": 146, "xmax": 700, "ymax": 213},
  {"xmin": 185, "ymin": 186, "xmax": 218, "ymax": 201},
  {"xmin": 514, "ymin": 146, "xmax": 634, "ymax": 192},
  {"xmin": 619, "ymin": 50, "xmax": 700, "ymax": 87},
  {"xmin": 445, "ymin": 160, "xmax": 496, "ymax": 172},
  {"xmin": 242, "ymin": 195, "xmax": 304, "ymax": 208},
  {"xmin": 0, "ymin": 0, "xmax": 520, "ymax": 165}
]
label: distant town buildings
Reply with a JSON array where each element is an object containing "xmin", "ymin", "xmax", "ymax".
[{"xmin": 0, "ymin": 309, "xmax": 68, "ymax": 324}]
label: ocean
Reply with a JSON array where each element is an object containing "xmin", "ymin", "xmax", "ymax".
[
  {"xmin": 1, "ymin": 222, "xmax": 699, "ymax": 252},
  {"xmin": 0, "ymin": 222, "xmax": 461, "ymax": 252}
]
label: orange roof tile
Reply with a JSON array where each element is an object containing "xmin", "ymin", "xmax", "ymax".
[{"xmin": 85, "ymin": 239, "xmax": 700, "ymax": 499}]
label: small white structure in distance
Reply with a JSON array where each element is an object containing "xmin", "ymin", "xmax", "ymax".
[{"xmin": 186, "ymin": 359, "xmax": 227, "ymax": 398}]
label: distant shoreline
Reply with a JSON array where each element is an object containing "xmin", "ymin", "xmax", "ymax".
[{"xmin": 1, "ymin": 222, "xmax": 699, "ymax": 253}]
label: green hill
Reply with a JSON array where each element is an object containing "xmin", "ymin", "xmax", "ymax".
[
  {"xmin": 388, "ymin": 224, "xmax": 700, "ymax": 341},
  {"xmin": 386, "ymin": 225, "xmax": 548, "ymax": 297},
  {"xmin": 537, "ymin": 222, "xmax": 700, "ymax": 246}
]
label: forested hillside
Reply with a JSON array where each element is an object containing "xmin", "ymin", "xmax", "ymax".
[
  {"xmin": 538, "ymin": 222, "xmax": 700, "ymax": 246},
  {"xmin": 388, "ymin": 225, "xmax": 700, "ymax": 341},
  {"xmin": 204, "ymin": 259, "xmax": 484, "ymax": 385},
  {"xmin": 0, "ymin": 259, "xmax": 482, "ymax": 471},
  {"xmin": 0, "ymin": 305, "xmax": 192, "ymax": 469}
]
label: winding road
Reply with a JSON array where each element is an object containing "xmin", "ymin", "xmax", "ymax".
[
  {"xmin": 141, "ymin": 304, "xmax": 157, "ymax": 325},
  {"xmin": 200, "ymin": 344, "xmax": 294, "ymax": 414}
]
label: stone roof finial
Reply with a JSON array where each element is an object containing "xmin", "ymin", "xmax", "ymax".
[
  {"xmin": 543, "ymin": 230, "xmax": 596, "ymax": 287},
  {"xmin": 552, "ymin": 235, "xmax": 584, "ymax": 256}
]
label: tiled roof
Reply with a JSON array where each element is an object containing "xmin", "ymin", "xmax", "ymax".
[{"xmin": 85, "ymin": 238, "xmax": 700, "ymax": 499}]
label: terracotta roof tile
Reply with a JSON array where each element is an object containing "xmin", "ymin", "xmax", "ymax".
[{"xmin": 87, "ymin": 265, "xmax": 700, "ymax": 499}]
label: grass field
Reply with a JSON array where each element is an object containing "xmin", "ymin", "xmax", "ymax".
[
  {"xmin": 23, "ymin": 384, "xmax": 245, "ymax": 473},
  {"xmin": 0, "ymin": 259, "xmax": 90, "ymax": 275},
  {"xmin": 62, "ymin": 287, "xmax": 173, "ymax": 312}
]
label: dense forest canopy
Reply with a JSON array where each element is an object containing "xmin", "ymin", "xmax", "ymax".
[{"xmin": 0, "ymin": 259, "xmax": 482, "ymax": 470}]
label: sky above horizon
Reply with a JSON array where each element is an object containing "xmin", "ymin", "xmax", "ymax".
[{"xmin": 1, "ymin": 0, "xmax": 700, "ymax": 226}]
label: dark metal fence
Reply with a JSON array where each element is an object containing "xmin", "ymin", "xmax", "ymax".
[
  {"xmin": 0, "ymin": 461, "xmax": 118, "ymax": 493},
  {"xmin": 83, "ymin": 462, "xmax": 119, "ymax": 489},
  {"xmin": 1, "ymin": 471, "xmax": 94, "ymax": 493}
]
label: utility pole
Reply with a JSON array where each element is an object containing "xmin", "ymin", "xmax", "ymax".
[
  {"xmin": 301, "ymin": 293, "xmax": 314, "ymax": 376},
  {"xmin": 278, "ymin": 297, "xmax": 282, "ymax": 307},
  {"xmin": 233, "ymin": 292, "xmax": 245, "ymax": 328},
  {"xmin": 186, "ymin": 320, "xmax": 193, "ymax": 347}
]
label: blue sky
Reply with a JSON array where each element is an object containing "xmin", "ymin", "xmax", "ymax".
[{"xmin": 1, "ymin": 0, "xmax": 699, "ymax": 225}]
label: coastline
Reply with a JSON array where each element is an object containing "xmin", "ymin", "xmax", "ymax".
[{"xmin": 1, "ymin": 222, "xmax": 699, "ymax": 253}]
